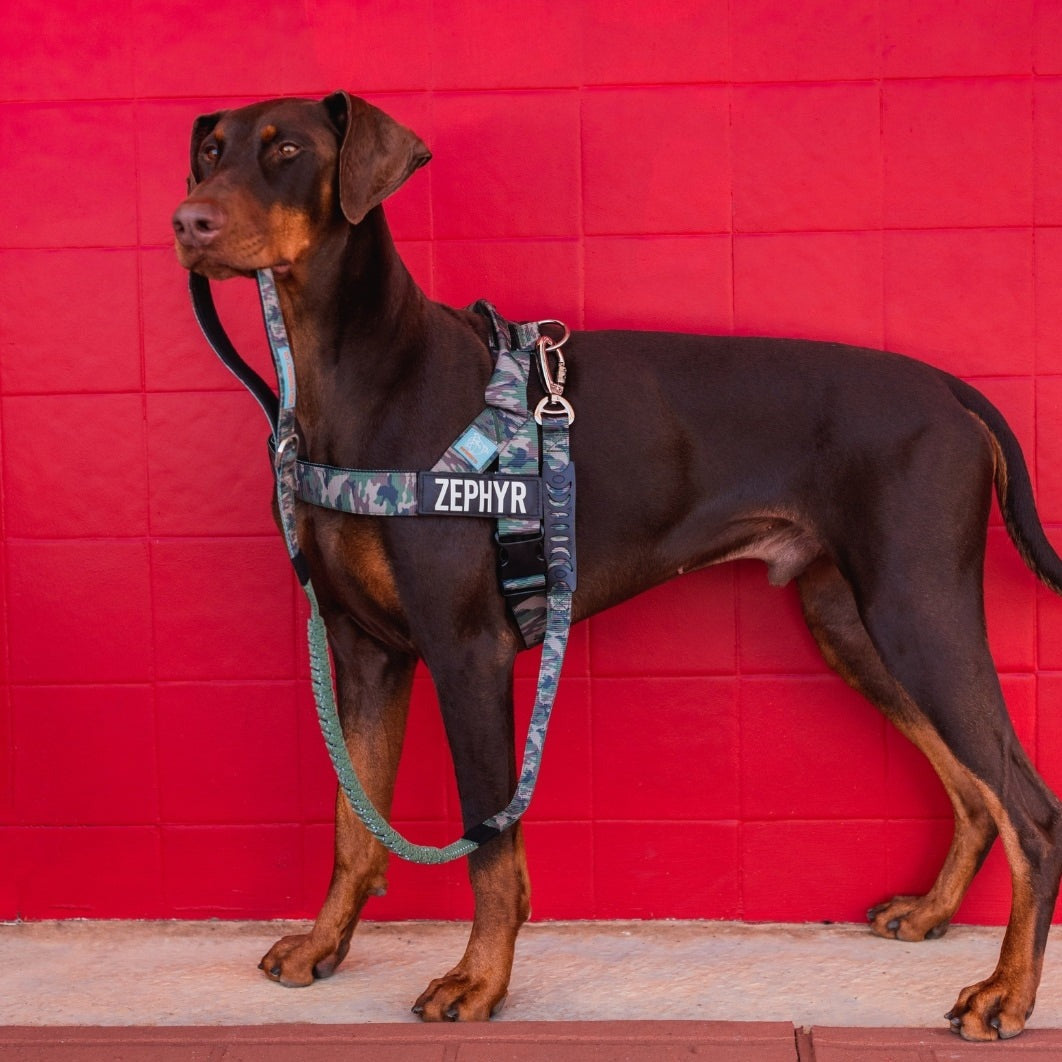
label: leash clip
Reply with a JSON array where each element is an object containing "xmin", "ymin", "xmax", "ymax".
[
  {"xmin": 533, "ymin": 325, "xmax": 574, "ymax": 425},
  {"xmin": 534, "ymin": 327, "xmax": 569, "ymax": 396}
]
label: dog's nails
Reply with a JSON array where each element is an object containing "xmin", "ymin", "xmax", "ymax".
[
  {"xmin": 269, "ymin": 964, "xmax": 281, "ymax": 977},
  {"xmin": 411, "ymin": 1004, "xmax": 424, "ymax": 1016},
  {"xmin": 445, "ymin": 1006, "xmax": 460, "ymax": 1022},
  {"xmin": 886, "ymin": 918, "xmax": 900, "ymax": 932},
  {"xmin": 990, "ymin": 1017, "xmax": 1002, "ymax": 1030},
  {"xmin": 258, "ymin": 960, "xmax": 265, "ymax": 970}
]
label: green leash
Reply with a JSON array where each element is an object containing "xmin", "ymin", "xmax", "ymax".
[
  {"xmin": 303, "ymin": 582, "xmax": 479, "ymax": 863},
  {"xmin": 190, "ymin": 268, "xmax": 576, "ymax": 863}
]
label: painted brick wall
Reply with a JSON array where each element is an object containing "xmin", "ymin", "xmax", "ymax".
[{"xmin": 2, "ymin": 0, "xmax": 1062, "ymax": 925}]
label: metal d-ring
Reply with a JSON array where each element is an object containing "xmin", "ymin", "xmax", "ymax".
[
  {"xmin": 534, "ymin": 394, "xmax": 575, "ymax": 425},
  {"xmin": 273, "ymin": 431, "xmax": 299, "ymax": 469},
  {"xmin": 536, "ymin": 319, "xmax": 570, "ymax": 351}
]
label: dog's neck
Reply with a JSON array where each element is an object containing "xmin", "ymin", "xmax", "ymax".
[{"xmin": 272, "ymin": 207, "xmax": 436, "ymax": 466}]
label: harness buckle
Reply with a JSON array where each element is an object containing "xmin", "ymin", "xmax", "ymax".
[{"xmin": 495, "ymin": 530, "xmax": 547, "ymax": 597}]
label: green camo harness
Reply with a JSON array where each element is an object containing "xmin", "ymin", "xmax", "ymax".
[{"xmin": 189, "ymin": 269, "xmax": 576, "ymax": 863}]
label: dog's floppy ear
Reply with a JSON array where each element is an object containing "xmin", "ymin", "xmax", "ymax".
[
  {"xmin": 188, "ymin": 110, "xmax": 225, "ymax": 190},
  {"xmin": 323, "ymin": 90, "xmax": 431, "ymax": 226}
]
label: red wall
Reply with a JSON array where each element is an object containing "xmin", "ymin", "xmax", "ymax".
[{"xmin": 3, "ymin": 0, "xmax": 1062, "ymax": 925}]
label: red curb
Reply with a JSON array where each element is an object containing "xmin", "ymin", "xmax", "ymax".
[
  {"xmin": 0, "ymin": 1022, "xmax": 796, "ymax": 1061},
  {"xmin": 809, "ymin": 1025, "xmax": 1062, "ymax": 1060},
  {"xmin": 3, "ymin": 1023, "xmax": 1062, "ymax": 1061}
]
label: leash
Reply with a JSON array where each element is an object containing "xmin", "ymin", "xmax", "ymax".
[{"xmin": 189, "ymin": 269, "xmax": 576, "ymax": 863}]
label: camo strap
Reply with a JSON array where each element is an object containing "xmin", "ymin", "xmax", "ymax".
[{"xmin": 469, "ymin": 408, "xmax": 576, "ymax": 840}]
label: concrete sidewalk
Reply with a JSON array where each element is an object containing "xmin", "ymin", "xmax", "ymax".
[{"xmin": 5, "ymin": 918, "xmax": 1062, "ymax": 1029}]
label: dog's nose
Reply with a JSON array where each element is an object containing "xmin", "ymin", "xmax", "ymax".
[{"xmin": 172, "ymin": 200, "xmax": 225, "ymax": 249}]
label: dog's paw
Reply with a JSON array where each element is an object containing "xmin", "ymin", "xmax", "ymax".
[
  {"xmin": 259, "ymin": 932, "xmax": 349, "ymax": 987},
  {"xmin": 946, "ymin": 975, "xmax": 1034, "ymax": 1041},
  {"xmin": 412, "ymin": 968, "xmax": 507, "ymax": 1022},
  {"xmin": 867, "ymin": 896, "xmax": 950, "ymax": 942}
]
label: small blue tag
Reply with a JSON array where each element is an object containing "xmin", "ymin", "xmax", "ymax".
[{"xmin": 453, "ymin": 426, "xmax": 498, "ymax": 471}]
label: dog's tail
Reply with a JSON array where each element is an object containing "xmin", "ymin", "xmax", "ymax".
[{"xmin": 945, "ymin": 373, "xmax": 1062, "ymax": 595}]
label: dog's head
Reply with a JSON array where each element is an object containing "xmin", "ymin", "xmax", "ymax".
[{"xmin": 172, "ymin": 91, "xmax": 430, "ymax": 279}]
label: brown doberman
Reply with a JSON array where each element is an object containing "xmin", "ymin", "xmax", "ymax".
[{"xmin": 173, "ymin": 91, "xmax": 1062, "ymax": 1040}]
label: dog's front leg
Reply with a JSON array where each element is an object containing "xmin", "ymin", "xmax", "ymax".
[
  {"xmin": 413, "ymin": 646, "xmax": 530, "ymax": 1021},
  {"xmin": 261, "ymin": 623, "xmax": 416, "ymax": 987},
  {"xmin": 413, "ymin": 829, "xmax": 530, "ymax": 1021}
]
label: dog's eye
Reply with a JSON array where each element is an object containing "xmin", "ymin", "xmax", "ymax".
[
  {"xmin": 201, "ymin": 143, "xmax": 221, "ymax": 165},
  {"xmin": 277, "ymin": 142, "xmax": 302, "ymax": 159}
]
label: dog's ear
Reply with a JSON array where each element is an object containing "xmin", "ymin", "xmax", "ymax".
[
  {"xmin": 188, "ymin": 110, "xmax": 225, "ymax": 190},
  {"xmin": 323, "ymin": 90, "xmax": 431, "ymax": 226}
]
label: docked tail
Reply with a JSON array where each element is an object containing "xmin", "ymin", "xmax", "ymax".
[{"xmin": 945, "ymin": 374, "xmax": 1062, "ymax": 595}]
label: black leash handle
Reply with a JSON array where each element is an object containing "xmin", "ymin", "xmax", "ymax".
[{"xmin": 189, "ymin": 273, "xmax": 280, "ymax": 432}]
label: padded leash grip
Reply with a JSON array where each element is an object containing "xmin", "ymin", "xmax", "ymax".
[{"xmin": 189, "ymin": 273, "xmax": 279, "ymax": 430}]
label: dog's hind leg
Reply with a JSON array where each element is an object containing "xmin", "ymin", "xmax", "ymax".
[
  {"xmin": 849, "ymin": 532, "xmax": 1062, "ymax": 1040},
  {"xmin": 865, "ymin": 734, "xmax": 997, "ymax": 944},
  {"xmin": 412, "ymin": 646, "xmax": 530, "ymax": 1021},
  {"xmin": 260, "ymin": 623, "xmax": 416, "ymax": 987},
  {"xmin": 798, "ymin": 558, "xmax": 998, "ymax": 942}
]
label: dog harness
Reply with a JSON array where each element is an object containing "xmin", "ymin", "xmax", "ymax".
[{"xmin": 189, "ymin": 269, "xmax": 576, "ymax": 863}]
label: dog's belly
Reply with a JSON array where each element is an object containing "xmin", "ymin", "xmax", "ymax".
[
  {"xmin": 571, "ymin": 513, "xmax": 827, "ymax": 624},
  {"xmin": 698, "ymin": 517, "xmax": 824, "ymax": 586}
]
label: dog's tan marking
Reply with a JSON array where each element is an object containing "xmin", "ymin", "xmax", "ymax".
[
  {"xmin": 265, "ymin": 203, "xmax": 315, "ymax": 262},
  {"xmin": 413, "ymin": 828, "xmax": 530, "ymax": 1021},
  {"xmin": 870, "ymin": 715, "xmax": 995, "ymax": 941},
  {"xmin": 259, "ymin": 640, "xmax": 413, "ymax": 988},
  {"xmin": 949, "ymin": 782, "xmax": 1040, "ymax": 1040},
  {"xmin": 878, "ymin": 707, "xmax": 1052, "ymax": 1041},
  {"xmin": 795, "ymin": 561, "xmax": 996, "ymax": 943},
  {"xmin": 342, "ymin": 523, "xmax": 402, "ymax": 612}
]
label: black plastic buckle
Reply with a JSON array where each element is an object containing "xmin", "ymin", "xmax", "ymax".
[{"xmin": 495, "ymin": 530, "xmax": 547, "ymax": 597}]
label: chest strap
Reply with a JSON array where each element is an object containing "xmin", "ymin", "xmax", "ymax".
[
  {"xmin": 189, "ymin": 268, "xmax": 576, "ymax": 863},
  {"xmin": 268, "ymin": 293, "xmax": 554, "ymax": 646}
]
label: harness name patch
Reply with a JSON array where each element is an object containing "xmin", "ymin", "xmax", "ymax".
[{"xmin": 418, "ymin": 473, "xmax": 542, "ymax": 518}]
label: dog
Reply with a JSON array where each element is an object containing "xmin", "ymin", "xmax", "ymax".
[{"xmin": 173, "ymin": 90, "xmax": 1062, "ymax": 1040}]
